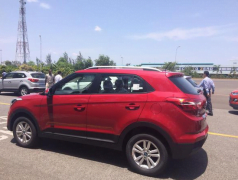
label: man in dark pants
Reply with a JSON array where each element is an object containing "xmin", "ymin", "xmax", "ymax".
[{"xmin": 199, "ymin": 71, "xmax": 215, "ymax": 116}]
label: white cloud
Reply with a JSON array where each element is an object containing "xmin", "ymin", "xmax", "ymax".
[
  {"xmin": 40, "ymin": 3, "xmax": 50, "ymax": 9},
  {"xmin": 27, "ymin": 0, "xmax": 38, "ymax": 2},
  {"xmin": 72, "ymin": 53, "xmax": 78, "ymax": 57},
  {"xmin": 130, "ymin": 26, "xmax": 231, "ymax": 41},
  {"xmin": 94, "ymin": 26, "xmax": 102, "ymax": 32}
]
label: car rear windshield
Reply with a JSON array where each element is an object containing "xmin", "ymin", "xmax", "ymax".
[
  {"xmin": 169, "ymin": 76, "xmax": 198, "ymax": 95},
  {"xmin": 31, "ymin": 73, "xmax": 45, "ymax": 78},
  {"xmin": 187, "ymin": 78, "xmax": 197, "ymax": 87}
]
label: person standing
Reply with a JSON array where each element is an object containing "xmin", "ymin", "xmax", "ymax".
[
  {"xmin": 45, "ymin": 69, "xmax": 55, "ymax": 90},
  {"xmin": 199, "ymin": 71, "xmax": 215, "ymax": 116},
  {"xmin": 2, "ymin": 70, "xmax": 7, "ymax": 77},
  {"xmin": 54, "ymin": 71, "xmax": 62, "ymax": 83}
]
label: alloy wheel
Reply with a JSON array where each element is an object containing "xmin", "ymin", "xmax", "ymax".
[
  {"xmin": 21, "ymin": 88, "xmax": 27, "ymax": 96},
  {"xmin": 132, "ymin": 140, "xmax": 160, "ymax": 169},
  {"xmin": 16, "ymin": 121, "xmax": 32, "ymax": 144}
]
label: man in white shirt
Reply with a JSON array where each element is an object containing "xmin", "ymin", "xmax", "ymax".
[
  {"xmin": 199, "ymin": 71, "xmax": 215, "ymax": 116},
  {"xmin": 55, "ymin": 71, "xmax": 62, "ymax": 83},
  {"xmin": 2, "ymin": 70, "xmax": 7, "ymax": 77}
]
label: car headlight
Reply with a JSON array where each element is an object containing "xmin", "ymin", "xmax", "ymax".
[
  {"xmin": 232, "ymin": 92, "xmax": 238, "ymax": 95},
  {"xmin": 11, "ymin": 98, "xmax": 22, "ymax": 106}
]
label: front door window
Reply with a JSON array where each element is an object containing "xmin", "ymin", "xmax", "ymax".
[{"xmin": 54, "ymin": 74, "xmax": 95, "ymax": 95}]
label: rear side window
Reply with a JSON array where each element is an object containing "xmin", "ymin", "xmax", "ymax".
[
  {"xmin": 169, "ymin": 77, "xmax": 198, "ymax": 95},
  {"xmin": 97, "ymin": 74, "xmax": 147, "ymax": 94},
  {"xmin": 13, "ymin": 73, "xmax": 26, "ymax": 78},
  {"xmin": 31, "ymin": 73, "xmax": 45, "ymax": 78},
  {"xmin": 186, "ymin": 78, "xmax": 197, "ymax": 87}
]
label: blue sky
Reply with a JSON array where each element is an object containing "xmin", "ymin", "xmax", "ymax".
[{"xmin": 0, "ymin": 0, "xmax": 238, "ymax": 65}]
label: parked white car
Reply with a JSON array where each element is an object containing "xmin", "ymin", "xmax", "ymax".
[{"xmin": 0, "ymin": 71, "xmax": 45, "ymax": 96}]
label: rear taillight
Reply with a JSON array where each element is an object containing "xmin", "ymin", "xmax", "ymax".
[
  {"xmin": 166, "ymin": 97, "xmax": 206, "ymax": 116},
  {"xmin": 28, "ymin": 78, "xmax": 39, "ymax": 83}
]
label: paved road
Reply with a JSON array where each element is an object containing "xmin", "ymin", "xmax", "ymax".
[{"xmin": 0, "ymin": 79, "xmax": 238, "ymax": 180}]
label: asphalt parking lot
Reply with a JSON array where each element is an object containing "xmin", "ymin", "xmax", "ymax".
[{"xmin": 0, "ymin": 79, "xmax": 238, "ymax": 180}]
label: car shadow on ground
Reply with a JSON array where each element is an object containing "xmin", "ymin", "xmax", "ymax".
[
  {"xmin": 0, "ymin": 92, "xmax": 18, "ymax": 97},
  {"xmin": 11, "ymin": 138, "xmax": 208, "ymax": 179},
  {"xmin": 228, "ymin": 110, "xmax": 238, "ymax": 115}
]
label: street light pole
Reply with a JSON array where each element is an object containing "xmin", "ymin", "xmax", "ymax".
[
  {"xmin": 39, "ymin": 35, "xmax": 42, "ymax": 71},
  {"xmin": 175, "ymin": 46, "xmax": 180, "ymax": 62}
]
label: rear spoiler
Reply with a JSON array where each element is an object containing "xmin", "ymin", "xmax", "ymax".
[{"xmin": 165, "ymin": 72, "xmax": 184, "ymax": 78}]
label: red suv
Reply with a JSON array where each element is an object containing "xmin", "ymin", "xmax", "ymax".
[
  {"xmin": 7, "ymin": 67, "xmax": 208, "ymax": 176},
  {"xmin": 230, "ymin": 89, "xmax": 238, "ymax": 109}
]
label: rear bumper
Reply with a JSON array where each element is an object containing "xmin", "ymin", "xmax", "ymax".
[
  {"xmin": 171, "ymin": 134, "xmax": 208, "ymax": 159},
  {"xmin": 170, "ymin": 126, "xmax": 208, "ymax": 159}
]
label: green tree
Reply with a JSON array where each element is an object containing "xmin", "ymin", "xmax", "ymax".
[
  {"xmin": 182, "ymin": 66, "xmax": 200, "ymax": 78},
  {"xmin": 19, "ymin": 64, "xmax": 35, "ymax": 71},
  {"xmin": 94, "ymin": 55, "xmax": 116, "ymax": 66},
  {"xmin": 74, "ymin": 52, "xmax": 85, "ymax": 70},
  {"xmin": 27, "ymin": 61, "xmax": 35, "ymax": 66},
  {"xmin": 57, "ymin": 57, "xmax": 68, "ymax": 66},
  {"xmin": 83, "ymin": 57, "xmax": 93, "ymax": 69},
  {"xmin": 162, "ymin": 62, "xmax": 177, "ymax": 71},
  {"xmin": 46, "ymin": 54, "xmax": 52, "ymax": 65},
  {"xmin": 5, "ymin": 60, "xmax": 12, "ymax": 66},
  {"xmin": 213, "ymin": 65, "xmax": 221, "ymax": 74},
  {"xmin": 63, "ymin": 52, "xmax": 69, "ymax": 63},
  {"xmin": 182, "ymin": 66, "xmax": 194, "ymax": 76},
  {"xmin": 230, "ymin": 67, "xmax": 237, "ymax": 78},
  {"xmin": 11, "ymin": 61, "xmax": 21, "ymax": 67},
  {"xmin": 36, "ymin": 57, "xmax": 41, "ymax": 66}
]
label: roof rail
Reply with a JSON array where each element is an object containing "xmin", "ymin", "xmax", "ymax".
[{"xmin": 86, "ymin": 66, "xmax": 161, "ymax": 72}]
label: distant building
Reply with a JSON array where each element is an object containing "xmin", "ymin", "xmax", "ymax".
[{"xmin": 140, "ymin": 63, "xmax": 238, "ymax": 75}]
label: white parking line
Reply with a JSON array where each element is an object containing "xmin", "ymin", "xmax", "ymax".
[
  {"xmin": 0, "ymin": 116, "xmax": 7, "ymax": 125},
  {"xmin": 0, "ymin": 116, "xmax": 7, "ymax": 120},
  {"xmin": 0, "ymin": 135, "xmax": 8, "ymax": 141},
  {"xmin": 0, "ymin": 130, "xmax": 12, "ymax": 136}
]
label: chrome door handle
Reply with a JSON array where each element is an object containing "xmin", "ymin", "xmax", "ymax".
[
  {"xmin": 74, "ymin": 105, "xmax": 86, "ymax": 112},
  {"xmin": 125, "ymin": 103, "xmax": 140, "ymax": 110}
]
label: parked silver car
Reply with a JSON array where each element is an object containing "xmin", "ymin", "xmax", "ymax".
[
  {"xmin": 184, "ymin": 76, "xmax": 203, "ymax": 94},
  {"xmin": 0, "ymin": 71, "xmax": 45, "ymax": 96}
]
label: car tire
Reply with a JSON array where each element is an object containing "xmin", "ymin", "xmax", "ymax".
[
  {"xmin": 13, "ymin": 117, "xmax": 38, "ymax": 148},
  {"xmin": 19, "ymin": 86, "xmax": 29, "ymax": 96},
  {"xmin": 126, "ymin": 134, "xmax": 169, "ymax": 176}
]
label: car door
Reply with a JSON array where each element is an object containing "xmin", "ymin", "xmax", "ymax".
[
  {"xmin": 39, "ymin": 73, "xmax": 97, "ymax": 139},
  {"xmin": 2, "ymin": 73, "xmax": 14, "ymax": 89},
  {"xmin": 12, "ymin": 73, "xmax": 27, "ymax": 89},
  {"xmin": 87, "ymin": 74, "xmax": 148, "ymax": 143}
]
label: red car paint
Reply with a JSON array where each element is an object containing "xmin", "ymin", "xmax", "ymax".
[
  {"xmin": 230, "ymin": 89, "xmax": 238, "ymax": 109},
  {"xmin": 8, "ymin": 68, "xmax": 208, "ymax": 159}
]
